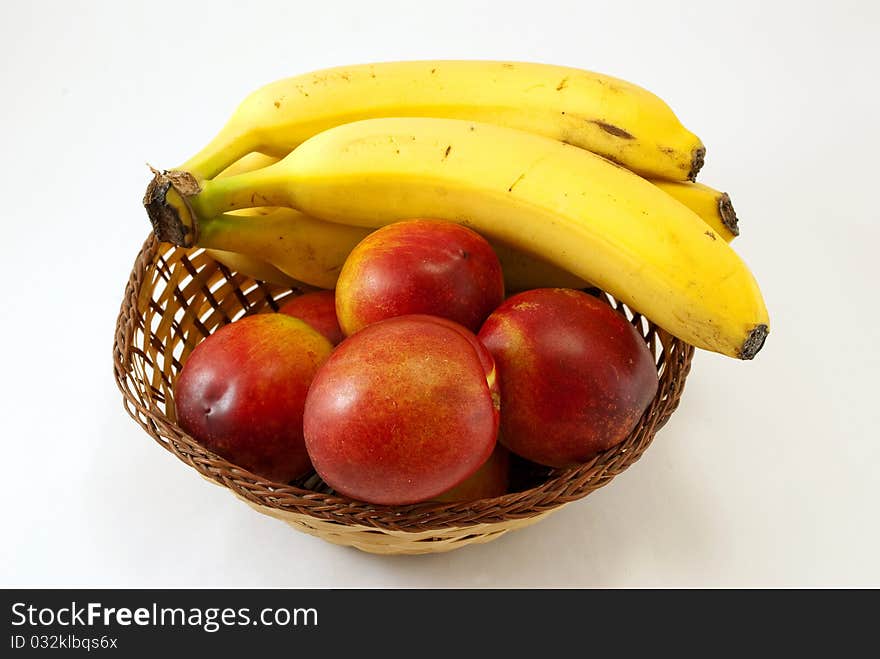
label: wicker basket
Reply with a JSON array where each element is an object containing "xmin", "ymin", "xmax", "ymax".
[{"xmin": 113, "ymin": 235, "xmax": 695, "ymax": 555}]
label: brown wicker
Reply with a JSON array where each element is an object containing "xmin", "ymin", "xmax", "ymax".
[{"xmin": 113, "ymin": 235, "xmax": 695, "ymax": 555}]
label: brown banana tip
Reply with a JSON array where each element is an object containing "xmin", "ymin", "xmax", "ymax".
[
  {"xmin": 688, "ymin": 146, "xmax": 706, "ymax": 181},
  {"xmin": 142, "ymin": 168, "xmax": 201, "ymax": 247},
  {"xmin": 739, "ymin": 324, "xmax": 768, "ymax": 360},
  {"xmin": 718, "ymin": 193, "xmax": 740, "ymax": 236}
]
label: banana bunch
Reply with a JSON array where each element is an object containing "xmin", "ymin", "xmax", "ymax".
[{"xmin": 144, "ymin": 60, "xmax": 767, "ymax": 359}]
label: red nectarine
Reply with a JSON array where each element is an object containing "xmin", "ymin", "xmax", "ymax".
[
  {"xmin": 335, "ymin": 219, "xmax": 504, "ymax": 336},
  {"xmin": 175, "ymin": 314, "xmax": 333, "ymax": 482},
  {"xmin": 278, "ymin": 290, "xmax": 344, "ymax": 346},
  {"xmin": 433, "ymin": 445, "xmax": 510, "ymax": 503},
  {"xmin": 303, "ymin": 315, "xmax": 500, "ymax": 505},
  {"xmin": 478, "ymin": 288, "xmax": 658, "ymax": 467}
]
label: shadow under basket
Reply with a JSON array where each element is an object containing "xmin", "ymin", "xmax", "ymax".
[{"xmin": 113, "ymin": 236, "xmax": 695, "ymax": 555}]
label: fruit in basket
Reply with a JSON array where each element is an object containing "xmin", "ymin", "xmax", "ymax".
[
  {"xmin": 147, "ymin": 117, "xmax": 768, "ymax": 359},
  {"xmin": 278, "ymin": 290, "xmax": 344, "ymax": 345},
  {"xmin": 303, "ymin": 315, "xmax": 500, "ymax": 505},
  {"xmin": 128, "ymin": 58, "xmax": 772, "ymax": 552},
  {"xmin": 433, "ymin": 444, "xmax": 510, "ymax": 503},
  {"xmin": 174, "ymin": 314, "xmax": 333, "ymax": 483},
  {"xmin": 335, "ymin": 219, "xmax": 504, "ymax": 335},
  {"xmin": 176, "ymin": 60, "xmax": 704, "ymax": 182},
  {"xmin": 478, "ymin": 288, "xmax": 658, "ymax": 468}
]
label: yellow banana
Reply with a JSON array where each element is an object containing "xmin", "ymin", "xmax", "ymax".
[
  {"xmin": 209, "ymin": 152, "xmax": 367, "ymax": 288},
  {"xmin": 179, "ymin": 60, "xmax": 704, "ymax": 182},
  {"xmin": 216, "ymin": 150, "xmax": 279, "ymax": 178},
  {"xmin": 197, "ymin": 207, "xmax": 589, "ymax": 292},
  {"xmin": 652, "ymin": 180, "xmax": 739, "ymax": 242},
  {"xmin": 201, "ymin": 188, "xmax": 732, "ymax": 293},
  {"xmin": 200, "ymin": 151, "xmax": 586, "ymax": 290},
  {"xmin": 491, "ymin": 243, "xmax": 588, "ymax": 292},
  {"xmin": 146, "ymin": 118, "xmax": 768, "ymax": 358},
  {"xmin": 204, "ymin": 152, "xmax": 306, "ymax": 287},
  {"xmin": 221, "ymin": 154, "xmax": 738, "ymax": 246},
  {"xmin": 204, "ymin": 141, "xmax": 736, "ymax": 293},
  {"xmin": 207, "ymin": 154, "xmax": 733, "ymax": 291},
  {"xmin": 200, "ymin": 210, "xmax": 370, "ymax": 289},
  {"xmin": 205, "ymin": 247, "xmax": 305, "ymax": 288}
]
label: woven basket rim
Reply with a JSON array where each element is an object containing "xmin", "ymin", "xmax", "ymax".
[{"xmin": 113, "ymin": 235, "xmax": 695, "ymax": 532}]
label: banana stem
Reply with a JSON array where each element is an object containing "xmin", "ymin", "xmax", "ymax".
[
  {"xmin": 143, "ymin": 168, "xmax": 201, "ymax": 246},
  {"xmin": 196, "ymin": 213, "xmax": 273, "ymax": 252},
  {"xmin": 144, "ymin": 162, "xmax": 294, "ymax": 247}
]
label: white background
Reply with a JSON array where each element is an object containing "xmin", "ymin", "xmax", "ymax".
[{"xmin": 1, "ymin": 0, "xmax": 878, "ymax": 587}]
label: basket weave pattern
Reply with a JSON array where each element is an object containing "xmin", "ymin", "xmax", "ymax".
[{"xmin": 113, "ymin": 236, "xmax": 695, "ymax": 555}]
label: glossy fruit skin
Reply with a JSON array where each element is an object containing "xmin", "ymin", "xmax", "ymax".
[
  {"xmin": 174, "ymin": 313, "xmax": 333, "ymax": 483},
  {"xmin": 433, "ymin": 444, "xmax": 510, "ymax": 503},
  {"xmin": 478, "ymin": 288, "xmax": 659, "ymax": 468},
  {"xmin": 335, "ymin": 219, "xmax": 505, "ymax": 336},
  {"xmin": 303, "ymin": 314, "xmax": 500, "ymax": 505},
  {"xmin": 278, "ymin": 290, "xmax": 344, "ymax": 345}
]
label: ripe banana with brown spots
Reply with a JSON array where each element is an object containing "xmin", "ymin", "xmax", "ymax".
[
  {"xmin": 199, "ymin": 153, "xmax": 738, "ymax": 291},
  {"xmin": 178, "ymin": 60, "xmax": 704, "ymax": 182},
  {"xmin": 196, "ymin": 152, "xmax": 586, "ymax": 290}
]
